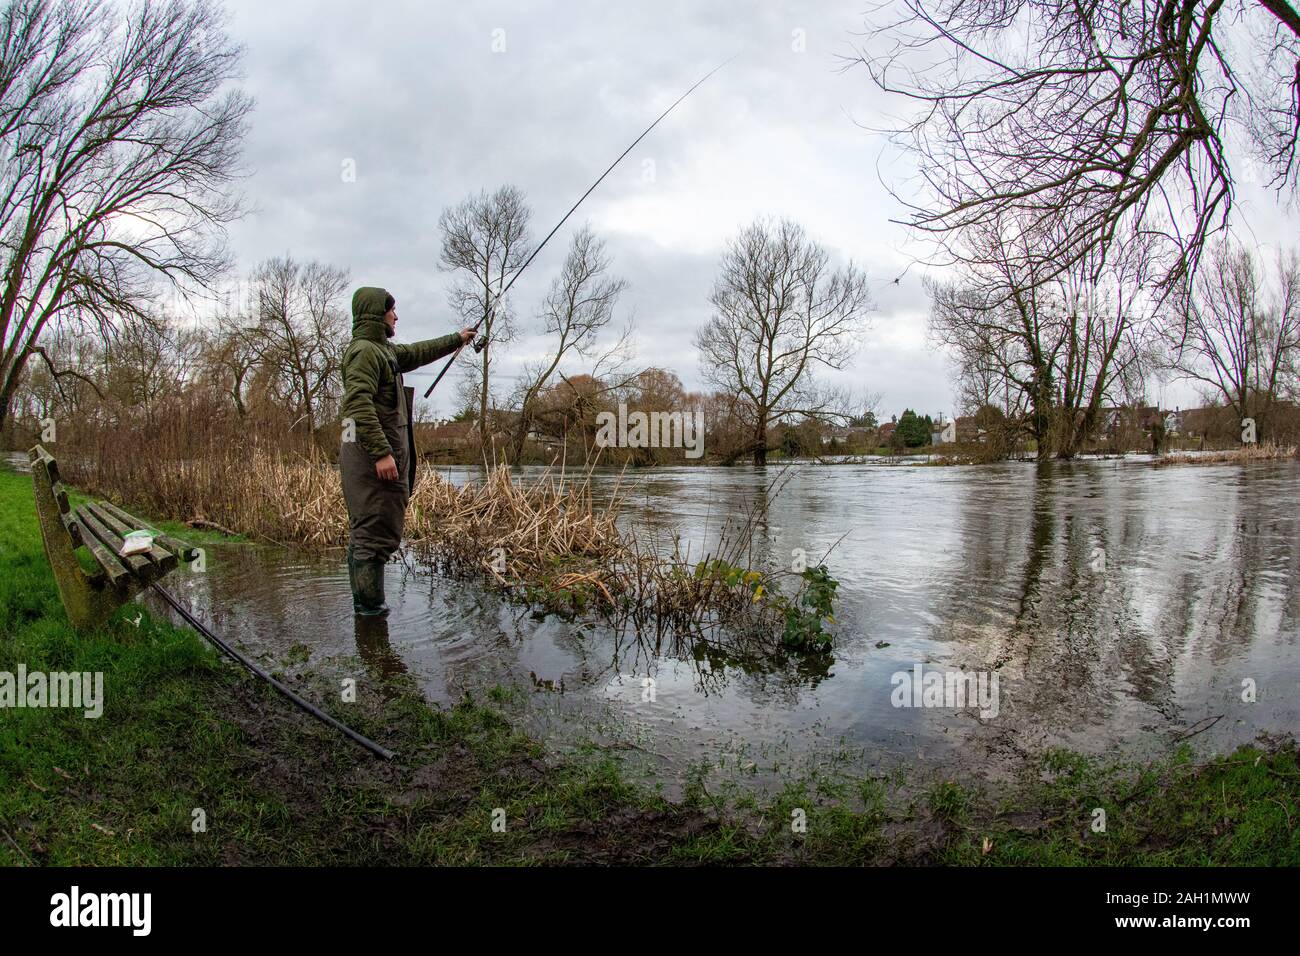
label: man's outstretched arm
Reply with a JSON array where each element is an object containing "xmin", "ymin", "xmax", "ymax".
[{"xmin": 393, "ymin": 331, "xmax": 471, "ymax": 373}]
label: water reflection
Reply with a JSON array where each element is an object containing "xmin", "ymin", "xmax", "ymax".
[{"xmin": 354, "ymin": 615, "xmax": 406, "ymax": 685}]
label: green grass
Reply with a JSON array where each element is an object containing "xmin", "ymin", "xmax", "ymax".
[{"xmin": 0, "ymin": 464, "xmax": 1295, "ymax": 866}]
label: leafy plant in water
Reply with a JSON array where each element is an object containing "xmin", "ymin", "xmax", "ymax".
[
  {"xmin": 693, "ymin": 558, "xmax": 839, "ymax": 653},
  {"xmin": 778, "ymin": 564, "xmax": 838, "ymax": 652}
]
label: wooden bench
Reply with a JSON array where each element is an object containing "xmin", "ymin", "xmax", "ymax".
[{"xmin": 29, "ymin": 444, "xmax": 198, "ymax": 631}]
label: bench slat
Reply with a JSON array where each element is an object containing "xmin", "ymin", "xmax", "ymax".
[
  {"xmin": 61, "ymin": 513, "xmax": 85, "ymax": 548},
  {"xmin": 98, "ymin": 501, "xmax": 199, "ymax": 563},
  {"xmin": 76, "ymin": 506, "xmax": 152, "ymax": 577},
  {"xmin": 74, "ymin": 504, "xmax": 159, "ymax": 580},
  {"xmin": 76, "ymin": 505, "xmax": 154, "ymax": 579},
  {"xmin": 68, "ymin": 513, "xmax": 133, "ymax": 588},
  {"xmin": 30, "ymin": 445, "xmax": 59, "ymax": 484},
  {"xmin": 83, "ymin": 502, "xmax": 177, "ymax": 573}
]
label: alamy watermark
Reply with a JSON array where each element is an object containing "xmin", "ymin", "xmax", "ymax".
[
  {"xmin": 891, "ymin": 663, "xmax": 999, "ymax": 719},
  {"xmin": 1, "ymin": 665, "xmax": 103, "ymax": 718},
  {"xmin": 50, "ymin": 886, "xmax": 150, "ymax": 936},
  {"xmin": 594, "ymin": 403, "xmax": 705, "ymax": 459}
]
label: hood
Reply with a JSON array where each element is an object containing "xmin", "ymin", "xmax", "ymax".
[{"xmin": 351, "ymin": 286, "xmax": 392, "ymax": 335}]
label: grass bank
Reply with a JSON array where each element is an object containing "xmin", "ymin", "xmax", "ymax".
[{"xmin": 1, "ymin": 464, "xmax": 1296, "ymax": 865}]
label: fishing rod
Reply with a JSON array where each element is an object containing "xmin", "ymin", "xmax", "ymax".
[
  {"xmin": 423, "ymin": 55, "xmax": 736, "ymax": 400},
  {"xmin": 152, "ymin": 583, "xmax": 397, "ymax": 760}
]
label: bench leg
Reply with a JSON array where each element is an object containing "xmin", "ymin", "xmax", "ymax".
[{"xmin": 29, "ymin": 456, "xmax": 121, "ymax": 631}]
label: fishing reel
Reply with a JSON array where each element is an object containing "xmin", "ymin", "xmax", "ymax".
[{"xmin": 472, "ymin": 334, "xmax": 489, "ymax": 354}]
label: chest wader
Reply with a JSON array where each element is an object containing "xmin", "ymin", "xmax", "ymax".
[{"xmin": 341, "ymin": 356, "xmax": 418, "ymax": 617}]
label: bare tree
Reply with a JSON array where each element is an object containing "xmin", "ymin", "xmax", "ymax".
[
  {"xmin": 438, "ymin": 186, "xmax": 532, "ymax": 447},
  {"xmin": 16, "ymin": 310, "xmax": 204, "ymax": 436},
  {"xmin": 695, "ymin": 218, "xmax": 873, "ymax": 464},
  {"xmin": 1164, "ymin": 241, "xmax": 1300, "ymax": 437},
  {"xmin": 929, "ymin": 223, "xmax": 1162, "ymax": 459},
  {"xmin": 99, "ymin": 315, "xmax": 186, "ymax": 425},
  {"xmin": 607, "ymin": 367, "xmax": 692, "ymax": 464},
  {"xmin": 507, "ymin": 226, "xmax": 629, "ymax": 461},
  {"xmin": 204, "ymin": 305, "xmax": 260, "ymax": 418},
  {"xmin": 950, "ymin": 331, "xmax": 1023, "ymax": 421},
  {"xmin": 699, "ymin": 388, "xmax": 751, "ymax": 463},
  {"xmin": 854, "ymin": 0, "xmax": 1300, "ymax": 292},
  {"xmin": 524, "ymin": 371, "xmax": 606, "ymax": 456},
  {"xmin": 246, "ymin": 257, "xmax": 349, "ymax": 440},
  {"xmin": 451, "ymin": 361, "xmax": 483, "ymax": 423},
  {"xmin": 4, "ymin": 326, "xmax": 99, "ymax": 441},
  {"xmin": 0, "ymin": 0, "xmax": 250, "ymax": 433}
]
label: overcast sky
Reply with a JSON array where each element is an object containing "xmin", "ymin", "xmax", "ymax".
[{"xmin": 218, "ymin": 0, "xmax": 1293, "ymax": 419}]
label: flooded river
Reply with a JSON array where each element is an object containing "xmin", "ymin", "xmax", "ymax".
[{"xmin": 152, "ymin": 458, "xmax": 1300, "ymax": 789}]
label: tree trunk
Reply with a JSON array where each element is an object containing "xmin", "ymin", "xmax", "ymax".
[
  {"xmin": 751, "ymin": 418, "xmax": 768, "ymax": 465},
  {"xmin": 0, "ymin": 368, "xmax": 20, "ymax": 442},
  {"xmin": 508, "ymin": 416, "xmax": 529, "ymax": 464},
  {"xmin": 479, "ymin": 349, "xmax": 490, "ymax": 455},
  {"xmin": 1030, "ymin": 373, "xmax": 1053, "ymax": 461}
]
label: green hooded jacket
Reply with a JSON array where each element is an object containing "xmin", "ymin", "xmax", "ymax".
[{"xmin": 339, "ymin": 286, "xmax": 463, "ymax": 461}]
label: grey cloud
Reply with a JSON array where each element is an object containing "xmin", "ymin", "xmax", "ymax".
[{"xmin": 219, "ymin": 0, "xmax": 1289, "ymax": 419}]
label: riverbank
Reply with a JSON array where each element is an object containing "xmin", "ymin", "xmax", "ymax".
[{"xmin": 1, "ymin": 465, "xmax": 1296, "ymax": 865}]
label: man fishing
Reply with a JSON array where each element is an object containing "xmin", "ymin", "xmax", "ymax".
[
  {"xmin": 339, "ymin": 62, "xmax": 728, "ymax": 616},
  {"xmin": 340, "ymin": 286, "xmax": 473, "ymax": 615}
]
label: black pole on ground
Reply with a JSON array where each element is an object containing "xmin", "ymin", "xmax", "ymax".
[{"xmin": 152, "ymin": 583, "xmax": 397, "ymax": 761}]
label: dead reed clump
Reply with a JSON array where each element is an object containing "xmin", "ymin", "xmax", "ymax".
[
  {"xmin": 1156, "ymin": 442, "xmax": 1299, "ymax": 466},
  {"xmin": 65, "ymin": 437, "xmax": 351, "ymax": 545},
  {"xmin": 405, "ymin": 465, "xmax": 626, "ymax": 597},
  {"xmin": 70, "ymin": 432, "xmax": 624, "ymax": 563},
  {"xmin": 404, "ymin": 464, "xmax": 840, "ymax": 654}
]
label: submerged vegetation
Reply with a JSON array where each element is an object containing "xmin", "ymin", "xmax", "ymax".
[{"xmin": 408, "ymin": 466, "xmax": 842, "ymax": 655}]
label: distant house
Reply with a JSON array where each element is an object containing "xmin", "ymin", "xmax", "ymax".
[
  {"xmin": 954, "ymin": 415, "xmax": 983, "ymax": 443},
  {"xmin": 821, "ymin": 425, "xmax": 854, "ymax": 446},
  {"xmin": 1100, "ymin": 405, "xmax": 1160, "ymax": 436},
  {"xmin": 932, "ymin": 418, "xmax": 956, "ymax": 444},
  {"xmin": 414, "ymin": 420, "xmax": 476, "ymax": 456},
  {"xmin": 878, "ymin": 420, "xmax": 897, "ymax": 444}
]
